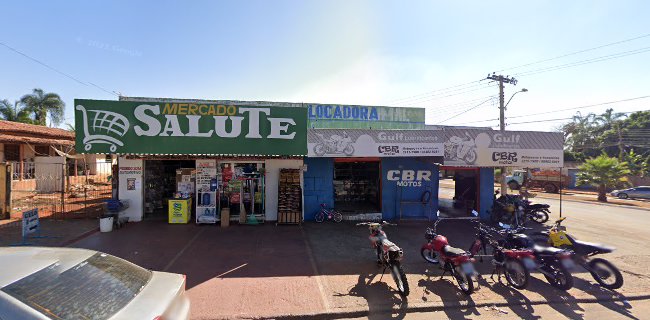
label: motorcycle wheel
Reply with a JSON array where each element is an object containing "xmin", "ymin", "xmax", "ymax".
[
  {"xmin": 465, "ymin": 150, "xmax": 477, "ymax": 163},
  {"xmin": 333, "ymin": 211, "xmax": 343, "ymax": 223},
  {"xmin": 420, "ymin": 247, "xmax": 439, "ymax": 264},
  {"xmin": 454, "ymin": 267, "xmax": 475, "ymax": 295},
  {"xmin": 504, "ymin": 259, "xmax": 529, "ymax": 289},
  {"xmin": 544, "ymin": 263, "xmax": 574, "ymax": 290},
  {"xmin": 391, "ymin": 263, "xmax": 410, "ymax": 297},
  {"xmin": 314, "ymin": 144, "xmax": 326, "ymax": 156},
  {"xmin": 588, "ymin": 258, "xmax": 624, "ymax": 290},
  {"xmin": 531, "ymin": 210, "xmax": 549, "ymax": 223},
  {"xmin": 343, "ymin": 144, "xmax": 354, "ymax": 156},
  {"xmin": 314, "ymin": 212, "xmax": 325, "ymax": 223}
]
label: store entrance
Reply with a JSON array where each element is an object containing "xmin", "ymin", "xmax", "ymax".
[
  {"xmin": 144, "ymin": 160, "xmax": 195, "ymax": 219},
  {"xmin": 439, "ymin": 167, "xmax": 479, "ymax": 217},
  {"xmin": 333, "ymin": 159, "xmax": 381, "ymax": 214}
]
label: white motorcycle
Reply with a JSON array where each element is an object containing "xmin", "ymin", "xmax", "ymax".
[
  {"xmin": 313, "ymin": 133, "xmax": 354, "ymax": 156},
  {"xmin": 445, "ymin": 133, "xmax": 477, "ymax": 163}
]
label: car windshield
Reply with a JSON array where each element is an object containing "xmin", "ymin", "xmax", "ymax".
[{"xmin": 1, "ymin": 252, "xmax": 152, "ymax": 320}]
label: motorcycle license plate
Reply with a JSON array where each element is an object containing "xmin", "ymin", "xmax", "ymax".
[
  {"xmin": 461, "ymin": 262, "xmax": 475, "ymax": 274},
  {"xmin": 561, "ymin": 259, "xmax": 576, "ymax": 269},
  {"xmin": 523, "ymin": 258, "xmax": 537, "ymax": 270}
]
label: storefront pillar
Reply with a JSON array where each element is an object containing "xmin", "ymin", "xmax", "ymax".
[
  {"xmin": 117, "ymin": 157, "xmax": 144, "ymax": 222},
  {"xmin": 478, "ymin": 167, "xmax": 495, "ymax": 221},
  {"xmin": 302, "ymin": 158, "xmax": 334, "ymax": 221},
  {"xmin": 381, "ymin": 157, "xmax": 439, "ymax": 221}
]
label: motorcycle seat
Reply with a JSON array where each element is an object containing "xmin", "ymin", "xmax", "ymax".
[
  {"xmin": 527, "ymin": 203, "xmax": 549, "ymax": 209},
  {"xmin": 443, "ymin": 245, "xmax": 466, "ymax": 257},
  {"xmin": 573, "ymin": 239, "xmax": 614, "ymax": 254},
  {"xmin": 533, "ymin": 244, "xmax": 565, "ymax": 256},
  {"xmin": 381, "ymin": 239, "xmax": 400, "ymax": 251}
]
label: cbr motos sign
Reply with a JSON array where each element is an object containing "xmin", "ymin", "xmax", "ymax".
[{"xmin": 74, "ymin": 99, "xmax": 307, "ymax": 155}]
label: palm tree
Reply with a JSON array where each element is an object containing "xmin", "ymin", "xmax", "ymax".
[
  {"xmin": 596, "ymin": 108, "xmax": 626, "ymax": 127},
  {"xmin": 563, "ymin": 111, "xmax": 598, "ymax": 152},
  {"xmin": 576, "ymin": 154, "xmax": 630, "ymax": 202},
  {"xmin": 0, "ymin": 99, "xmax": 34, "ymax": 123},
  {"xmin": 20, "ymin": 88, "xmax": 65, "ymax": 126}
]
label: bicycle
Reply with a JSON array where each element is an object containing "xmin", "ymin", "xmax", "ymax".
[{"xmin": 315, "ymin": 204, "xmax": 343, "ymax": 223}]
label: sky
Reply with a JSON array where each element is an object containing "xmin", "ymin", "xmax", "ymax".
[{"xmin": 1, "ymin": 0, "xmax": 650, "ymax": 131}]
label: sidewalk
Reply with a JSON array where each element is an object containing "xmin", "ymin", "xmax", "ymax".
[
  {"xmin": 0, "ymin": 219, "xmax": 98, "ymax": 247},
  {"xmin": 66, "ymin": 219, "xmax": 650, "ymax": 319}
]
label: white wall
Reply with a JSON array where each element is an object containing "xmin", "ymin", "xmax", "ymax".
[
  {"xmin": 264, "ymin": 159, "xmax": 304, "ymax": 221},
  {"xmin": 118, "ymin": 157, "xmax": 144, "ymax": 222},
  {"xmin": 34, "ymin": 156, "xmax": 65, "ymax": 192},
  {"xmin": 84, "ymin": 154, "xmax": 112, "ymax": 175}
]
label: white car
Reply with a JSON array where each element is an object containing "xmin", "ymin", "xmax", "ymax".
[{"xmin": 0, "ymin": 247, "xmax": 189, "ymax": 320}]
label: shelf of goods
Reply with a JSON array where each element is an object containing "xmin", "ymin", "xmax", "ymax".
[{"xmin": 277, "ymin": 168, "xmax": 302, "ymax": 225}]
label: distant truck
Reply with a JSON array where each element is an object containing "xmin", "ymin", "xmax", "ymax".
[{"xmin": 505, "ymin": 169, "xmax": 569, "ymax": 193}]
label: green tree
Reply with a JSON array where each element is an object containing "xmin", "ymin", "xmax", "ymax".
[
  {"xmin": 20, "ymin": 88, "xmax": 65, "ymax": 126},
  {"xmin": 623, "ymin": 149, "xmax": 648, "ymax": 177},
  {"xmin": 0, "ymin": 99, "xmax": 34, "ymax": 123},
  {"xmin": 577, "ymin": 154, "xmax": 630, "ymax": 202}
]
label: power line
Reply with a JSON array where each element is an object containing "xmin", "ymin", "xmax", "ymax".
[
  {"xmin": 504, "ymin": 110, "xmax": 647, "ymax": 126},
  {"xmin": 392, "ymin": 33, "xmax": 650, "ymax": 104},
  {"xmin": 394, "ymin": 82, "xmax": 492, "ymax": 106},
  {"xmin": 437, "ymin": 97, "xmax": 495, "ymax": 124},
  {"xmin": 390, "ymin": 80, "xmax": 483, "ymax": 103},
  {"xmin": 448, "ymin": 95, "xmax": 650, "ymax": 125},
  {"xmin": 497, "ymin": 32, "xmax": 650, "ymax": 73},
  {"xmin": 0, "ymin": 41, "xmax": 119, "ymax": 97},
  {"xmin": 514, "ymin": 46, "xmax": 650, "ymax": 78}
]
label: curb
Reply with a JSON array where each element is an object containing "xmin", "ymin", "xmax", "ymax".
[
  {"xmin": 62, "ymin": 227, "xmax": 100, "ymax": 247},
  {"xmin": 534, "ymin": 195, "xmax": 650, "ymax": 212},
  {"xmin": 264, "ymin": 293, "xmax": 650, "ymax": 320}
]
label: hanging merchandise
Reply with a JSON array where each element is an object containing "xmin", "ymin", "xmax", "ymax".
[{"xmin": 195, "ymin": 159, "xmax": 218, "ymax": 224}]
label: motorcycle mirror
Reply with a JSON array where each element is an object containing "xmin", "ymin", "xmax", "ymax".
[
  {"xmin": 471, "ymin": 210, "xmax": 479, "ymax": 217},
  {"xmin": 499, "ymin": 222, "xmax": 512, "ymax": 229}
]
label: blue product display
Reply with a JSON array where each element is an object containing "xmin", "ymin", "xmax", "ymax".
[
  {"xmin": 210, "ymin": 178, "xmax": 218, "ymax": 191},
  {"xmin": 202, "ymin": 192, "xmax": 211, "ymax": 206}
]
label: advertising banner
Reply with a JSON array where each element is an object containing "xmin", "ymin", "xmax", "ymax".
[
  {"xmin": 308, "ymin": 129, "xmax": 444, "ymax": 157},
  {"xmin": 75, "ymin": 99, "xmax": 307, "ymax": 155},
  {"xmin": 443, "ymin": 129, "xmax": 564, "ymax": 168},
  {"xmin": 307, "ymin": 104, "xmax": 425, "ymax": 129}
]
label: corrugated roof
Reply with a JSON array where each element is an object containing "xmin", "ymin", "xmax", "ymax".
[
  {"xmin": 0, "ymin": 120, "xmax": 75, "ymax": 140},
  {"xmin": 0, "ymin": 134, "xmax": 75, "ymax": 146}
]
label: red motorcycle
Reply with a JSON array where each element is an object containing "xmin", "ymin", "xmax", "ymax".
[
  {"xmin": 421, "ymin": 212, "xmax": 478, "ymax": 294},
  {"xmin": 468, "ymin": 213, "xmax": 536, "ymax": 289}
]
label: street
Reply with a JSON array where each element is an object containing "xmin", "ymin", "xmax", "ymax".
[{"xmin": 64, "ymin": 189, "xmax": 650, "ymax": 320}]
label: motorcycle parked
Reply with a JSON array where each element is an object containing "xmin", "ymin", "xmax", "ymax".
[
  {"xmin": 357, "ymin": 221, "xmax": 409, "ymax": 296},
  {"xmin": 531, "ymin": 217, "xmax": 624, "ymax": 290},
  {"xmin": 467, "ymin": 211, "xmax": 536, "ymax": 289},
  {"xmin": 421, "ymin": 212, "xmax": 478, "ymax": 294},
  {"xmin": 490, "ymin": 191, "xmax": 526, "ymax": 226},
  {"xmin": 498, "ymin": 223, "xmax": 576, "ymax": 290},
  {"xmin": 521, "ymin": 199, "xmax": 551, "ymax": 224}
]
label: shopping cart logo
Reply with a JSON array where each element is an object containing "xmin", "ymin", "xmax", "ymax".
[{"xmin": 76, "ymin": 105, "xmax": 130, "ymax": 152}]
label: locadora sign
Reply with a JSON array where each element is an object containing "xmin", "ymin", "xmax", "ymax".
[
  {"xmin": 307, "ymin": 104, "xmax": 425, "ymax": 129},
  {"xmin": 74, "ymin": 99, "xmax": 307, "ymax": 155}
]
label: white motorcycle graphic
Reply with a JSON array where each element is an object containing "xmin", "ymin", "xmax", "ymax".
[
  {"xmin": 76, "ymin": 105, "xmax": 130, "ymax": 152},
  {"xmin": 313, "ymin": 132, "xmax": 354, "ymax": 156},
  {"xmin": 445, "ymin": 133, "xmax": 477, "ymax": 164}
]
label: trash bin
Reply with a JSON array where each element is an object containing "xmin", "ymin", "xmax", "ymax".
[{"xmin": 100, "ymin": 216, "xmax": 114, "ymax": 232}]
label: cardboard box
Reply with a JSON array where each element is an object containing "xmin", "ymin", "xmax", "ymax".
[{"xmin": 221, "ymin": 208, "xmax": 230, "ymax": 227}]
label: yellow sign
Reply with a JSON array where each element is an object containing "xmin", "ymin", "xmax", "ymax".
[{"xmin": 168, "ymin": 199, "xmax": 191, "ymax": 224}]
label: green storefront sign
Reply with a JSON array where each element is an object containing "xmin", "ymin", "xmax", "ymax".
[
  {"xmin": 75, "ymin": 99, "xmax": 307, "ymax": 155},
  {"xmin": 307, "ymin": 104, "xmax": 425, "ymax": 129}
]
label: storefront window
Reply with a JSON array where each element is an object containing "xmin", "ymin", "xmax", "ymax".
[{"xmin": 333, "ymin": 161, "xmax": 380, "ymax": 213}]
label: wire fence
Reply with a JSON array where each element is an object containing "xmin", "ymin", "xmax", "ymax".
[{"xmin": 5, "ymin": 161, "xmax": 113, "ymax": 228}]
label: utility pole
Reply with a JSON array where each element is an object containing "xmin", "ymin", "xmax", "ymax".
[{"xmin": 486, "ymin": 73, "xmax": 518, "ymax": 195}]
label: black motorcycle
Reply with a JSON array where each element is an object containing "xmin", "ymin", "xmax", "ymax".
[{"xmin": 498, "ymin": 223, "xmax": 576, "ymax": 290}]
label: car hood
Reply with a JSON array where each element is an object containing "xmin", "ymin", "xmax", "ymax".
[{"xmin": 0, "ymin": 247, "xmax": 94, "ymax": 288}]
